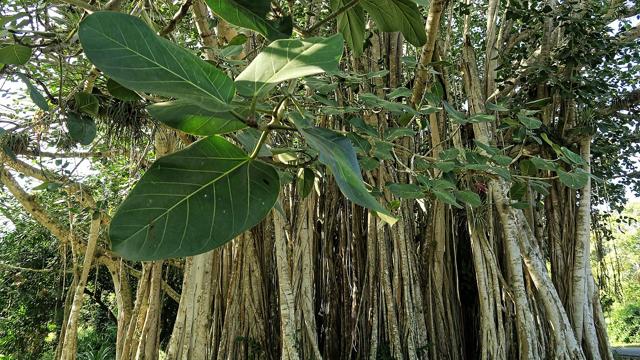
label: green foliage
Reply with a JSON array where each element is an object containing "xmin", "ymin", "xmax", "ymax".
[
  {"xmin": 235, "ymin": 34, "xmax": 344, "ymax": 98},
  {"xmin": 0, "ymin": 44, "xmax": 31, "ymax": 65},
  {"xmin": 609, "ymin": 303, "xmax": 640, "ymax": 344},
  {"xmin": 66, "ymin": 113, "xmax": 97, "ymax": 145},
  {"xmin": 74, "ymin": 92, "xmax": 100, "ymax": 117},
  {"xmin": 109, "ymin": 136, "xmax": 280, "ymax": 260},
  {"xmin": 0, "ymin": 216, "xmax": 61, "ymax": 359},
  {"xmin": 331, "ymin": 0, "xmax": 366, "ymax": 55},
  {"xmin": 78, "ymin": 12, "xmax": 235, "ymax": 111},
  {"xmin": 204, "ymin": 0, "xmax": 292, "ymax": 41},
  {"xmin": 360, "ymin": 0, "xmax": 427, "ymax": 47},
  {"xmin": 15, "ymin": 74, "xmax": 49, "ymax": 111},
  {"xmin": 146, "ymin": 100, "xmax": 247, "ymax": 136},
  {"xmin": 296, "ymin": 124, "xmax": 397, "ymax": 224}
]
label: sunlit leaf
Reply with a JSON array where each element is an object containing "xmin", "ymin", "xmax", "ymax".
[
  {"xmin": 558, "ymin": 168, "xmax": 589, "ymax": 189},
  {"xmin": 235, "ymin": 34, "xmax": 344, "ymax": 98},
  {"xmin": 455, "ymin": 190, "xmax": 482, "ymax": 207},
  {"xmin": 332, "ymin": 0, "xmax": 366, "ymax": 55},
  {"xmin": 361, "ymin": 0, "xmax": 427, "ymax": 46}
]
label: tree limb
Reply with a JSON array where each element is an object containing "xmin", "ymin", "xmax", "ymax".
[{"xmin": 159, "ymin": 0, "xmax": 194, "ymax": 37}]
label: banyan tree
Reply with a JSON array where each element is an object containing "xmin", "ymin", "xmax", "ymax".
[{"xmin": 0, "ymin": 0, "xmax": 639, "ymax": 359}]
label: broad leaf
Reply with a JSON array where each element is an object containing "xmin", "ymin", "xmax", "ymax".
[
  {"xmin": 109, "ymin": 136, "xmax": 280, "ymax": 260},
  {"xmin": 558, "ymin": 169, "xmax": 589, "ymax": 190},
  {"xmin": 235, "ymin": 34, "xmax": 344, "ymax": 98},
  {"xmin": 455, "ymin": 190, "xmax": 482, "ymax": 207},
  {"xmin": 530, "ymin": 156, "xmax": 557, "ymax": 171},
  {"xmin": 75, "ymin": 92, "xmax": 99, "ymax": 116},
  {"xmin": 387, "ymin": 183, "xmax": 424, "ymax": 199},
  {"xmin": 297, "ymin": 168, "xmax": 315, "ymax": 199},
  {"xmin": 66, "ymin": 113, "xmax": 96, "ymax": 145},
  {"xmin": 79, "ymin": 12, "xmax": 235, "ymax": 111},
  {"xmin": 107, "ymin": 79, "xmax": 141, "ymax": 101},
  {"xmin": 16, "ymin": 74, "xmax": 49, "ymax": 111},
  {"xmin": 147, "ymin": 100, "xmax": 247, "ymax": 135},
  {"xmin": 517, "ymin": 112, "xmax": 542, "ymax": 129},
  {"xmin": 443, "ymin": 101, "xmax": 467, "ymax": 123},
  {"xmin": 361, "ymin": 0, "xmax": 427, "ymax": 47},
  {"xmin": 560, "ymin": 146, "xmax": 585, "ymax": 165},
  {"xmin": 332, "ymin": 0, "xmax": 366, "ymax": 55},
  {"xmin": 359, "ymin": 93, "xmax": 418, "ymax": 115},
  {"xmin": 386, "ymin": 127, "xmax": 415, "ymax": 141},
  {"xmin": 0, "ymin": 44, "xmax": 32, "ymax": 65},
  {"xmin": 432, "ymin": 189, "xmax": 462, "ymax": 208},
  {"xmin": 297, "ymin": 125, "xmax": 397, "ymax": 224},
  {"xmin": 205, "ymin": 0, "xmax": 292, "ymax": 41}
]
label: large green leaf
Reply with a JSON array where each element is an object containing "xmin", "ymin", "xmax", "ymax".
[
  {"xmin": 147, "ymin": 100, "xmax": 247, "ymax": 135},
  {"xmin": 205, "ymin": 0, "xmax": 292, "ymax": 41},
  {"xmin": 79, "ymin": 12, "xmax": 235, "ymax": 111},
  {"xmin": 235, "ymin": 34, "xmax": 344, "ymax": 98},
  {"xmin": 360, "ymin": 0, "xmax": 427, "ymax": 47},
  {"xmin": 331, "ymin": 0, "xmax": 366, "ymax": 55},
  {"xmin": 109, "ymin": 136, "xmax": 280, "ymax": 260},
  {"xmin": 0, "ymin": 44, "xmax": 32, "ymax": 65},
  {"xmin": 297, "ymin": 125, "xmax": 396, "ymax": 224}
]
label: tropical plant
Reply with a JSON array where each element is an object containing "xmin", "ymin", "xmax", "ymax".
[{"xmin": 1, "ymin": 0, "xmax": 639, "ymax": 359}]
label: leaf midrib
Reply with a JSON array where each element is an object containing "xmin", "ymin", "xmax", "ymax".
[
  {"xmin": 116, "ymin": 156, "xmax": 251, "ymax": 242},
  {"xmin": 244, "ymin": 37, "xmax": 335, "ymax": 96},
  {"xmin": 84, "ymin": 24, "xmax": 227, "ymax": 104}
]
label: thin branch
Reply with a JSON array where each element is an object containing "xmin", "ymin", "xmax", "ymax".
[
  {"xmin": 125, "ymin": 265, "xmax": 180, "ymax": 302},
  {"xmin": 0, "ymin": 262, "xmax": 57, "ymax": 272},
  {"xmin": 598, "ymin": 89, "xmax": 640, "ymax": 116},
  {"xmin": 159, "ymin": 0, "xmax": 194, "ymax": 37},
  {"xmin": 57, "ymin": 0, "xmax": 98, "ymax": 12},
  {"xmin": 302, "ymin": 0, "xmax": 361, "ymax": 36}
]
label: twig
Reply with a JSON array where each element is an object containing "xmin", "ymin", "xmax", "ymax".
[
  {"xmin": 302, "ymin": 0, "xmax": 361, "ymax": 36},
  {"xmin": 159, "ymin": 0, "xmax": 194, "ymax": 37},
  {"xmin": 57, "ymin": 0, "xmax": 98, "ymax": 12}
]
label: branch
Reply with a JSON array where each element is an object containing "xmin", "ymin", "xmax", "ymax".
[
  {"xmin": 617, "ymin": 23, "xmax": 640, "ymax": 44},
  {"xmin": 84, "ymin": 289, "xmax": 118, "ymax": 323},
  {"xmin": 125, "ymin": 265, "xmax": 180, "ymax": 302},
  {"xmin": 0, "ymin": 166, "xmax": 119, "ymax": 268},
  {"xmin": 411, "ymin": 0, "xmax": 447, "ymax": 106},
  {"xmin": 159, "ymin": 0, "xmax": 194, "ymax": 37},
  {"xmin": 598, "ymin": 89, "xmax": 640, "ymax": 116},
  {"xmin": 302, "ymin": 0, "xmax": 361, "ymax": 36},
  {"xmin": 0, "ymin": 151, "xmax": 98, "ymax": 211},
  {"xmin": 57, "ymin": 0, "xmax": 98, "ymax": 12},
  {"xmin": 0, "ymin": 166, "xmax": 73, "ymax": 242},
  {"xmin": 17, "ymin": 150, "xmax": 111, "ymax": 159},
  {"xmin": 0, "ymin": 262, "xmax": 57, "ymax": 272}
]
